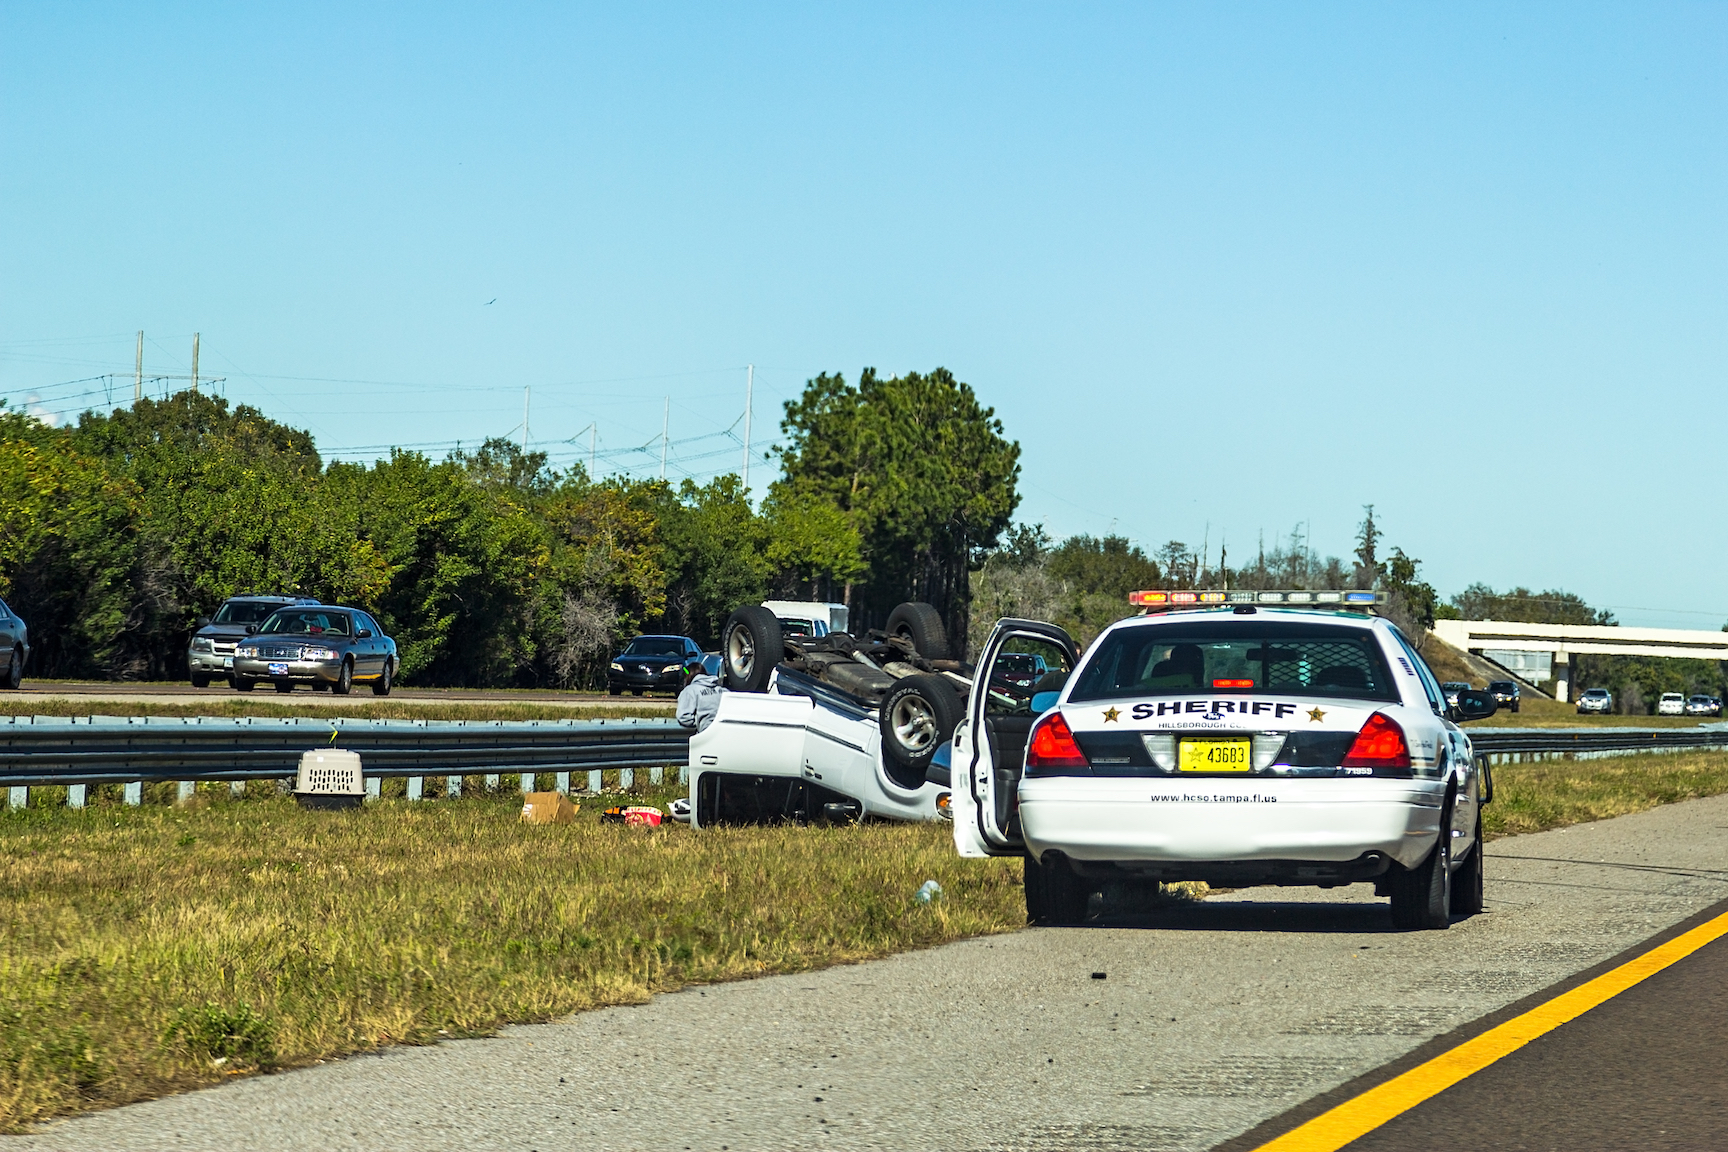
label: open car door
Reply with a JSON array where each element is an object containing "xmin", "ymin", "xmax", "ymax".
[{"xmin": 952, "ymin": 618, "xmax": 1078, "ymax": 857}]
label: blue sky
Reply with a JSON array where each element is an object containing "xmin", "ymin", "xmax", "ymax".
[{"xmin": 2, "ymin": 4, "xmax": 1724, "ymax": 626}]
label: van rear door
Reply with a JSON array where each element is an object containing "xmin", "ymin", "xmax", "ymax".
[{"xmin": 954, "ymin": 618, "xmax": 1078, "ymax": 856}]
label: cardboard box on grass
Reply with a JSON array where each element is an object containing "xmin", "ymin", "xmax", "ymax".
[{"xmin": 520, "ymin": 791, "xmax": 579, "ymax": 824}]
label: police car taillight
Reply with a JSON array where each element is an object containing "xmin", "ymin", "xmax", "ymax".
[
  {"xmin": 1340, "ymin": 712, "xmax": 1411, "ymax": 769},
  {"xmin": 1026, "ymin": 712, "xmax": 1089, "ymax": 769}
]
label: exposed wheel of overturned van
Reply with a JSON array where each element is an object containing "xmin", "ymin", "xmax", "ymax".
[
  {"xmin": 878, "ymin": 672, "xmax": 963, "ymax": 786},
  {"xmin": 886, "ymin": 601, "xmax": 950, "ymax": 661},
  {"xmin": 721, "ymin": 605, "xmax": 782, "ymax": 693}
]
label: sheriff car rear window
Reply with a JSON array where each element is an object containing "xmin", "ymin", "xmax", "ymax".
[{"xmin": 1068, "ymin": 620, "xmax": 1397, "ymax": 703}]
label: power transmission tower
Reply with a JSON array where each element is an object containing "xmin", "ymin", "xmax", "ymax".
[
  {"xmin": 133, "ymin": 331, "xmax": 143, "ymax": 403},
  {"xmin": 191, "ymin": 333, "xmax": 200, "ymax": 394},
  {"xmin": 742, "ymin": 363, "xmax": 753, "ymax": 491}
]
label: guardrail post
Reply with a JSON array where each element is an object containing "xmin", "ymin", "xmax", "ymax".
[
  {"xmin": 650, "ymin": 766, "xmax": 663, "ymax": 785},
  {"xmin": 620, "ymin": 768, "xmax": 634, "ymax": 789},
  {"xmin": 447, "ymin": 775, "xmax": 462, "ymax": 799},
  {"xmin": 176, "ymin": 781, "xmax": 194, "ymax": 804},
  {"xmin": 124, "ymin": 782, "xmax": 142, "ymax": 806},
  {"xmin": 68, "ymin": 784, "xmax": 86, "ymax": 809},
  {"xmin": 407, "ymin": 776, "xmax": 423, "ymax": 801},
  {"xmin": 229, "ymin": 780, "xmax": 246, "ymax": 798},
  {"xmin": 366, "ymin": 776, "xmax": 381, "ymax": 801},
  {"xmin": 484, "ymin": 774, "xmax": 500, "ymax": 791},
  {"xmin": 588, "ymin": 769, "xmax": 602, "ymax": 793},
  {"xmin": 555, "ymin": 771, "xmax": 570, "ymax": 794},
  {"xmin": 679, "ymin": 766, "xmax": 688, "ymax": 784},
  {"xmin": 6, "ymin": 786, "xmax": 25, "ymax": 810}
]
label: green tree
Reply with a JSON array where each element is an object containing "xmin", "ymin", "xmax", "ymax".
[{"xmin": 776, "ymin": 367, "xmax": 1020, "ymax": 655}]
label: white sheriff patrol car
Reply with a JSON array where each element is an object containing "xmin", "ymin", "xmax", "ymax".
[{"xmin": 950, "ymin": 591, "xmax": 1498, "ymax": 931}]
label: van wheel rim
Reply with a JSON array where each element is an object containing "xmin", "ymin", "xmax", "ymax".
[
  {"xmin": 890, "ymin": 695, "xmax": 937, "ymax": 751},
  {"xmin": 728, "ymin": 627, "xmax": 755, "ymax": 678}
]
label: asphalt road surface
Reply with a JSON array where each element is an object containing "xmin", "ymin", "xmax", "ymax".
[
  {"xmin": 1227, "ymin": 906, "xmax": 1728, "ymax": 1152},
  {"xmin": 16, "ymin": 797, "xmax": 1728, "ymax": 1152}
]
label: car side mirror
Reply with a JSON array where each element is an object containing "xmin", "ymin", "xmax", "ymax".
[
  {"xmin": 1452, "ymin": 689, "xmax": 1497, "ymax": 722},
  {"xmin": 245, "ymin": 624, "xmax": 258, "ymax": 635},
  {"xmin": 357, "ymin": 629, "xmax": 372, "ymax": 639},
  {"xmin": 1030, "ymin": 690, "xmax": 1062, "ymax": 714},
  {"xmin": 196, "ymin": 616, "xmax": 210, "ymax": 628}
]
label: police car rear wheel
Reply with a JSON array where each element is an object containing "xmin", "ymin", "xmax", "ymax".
[
  {"xmin": 1038, "ymin": 857, "xmax": 1092, "ymax": 926},
  {"xmin": 1451, "ymin": 816, "xmax": 1485, "ymax": 917},
  {"xmin": 1389, "ymin": 832, "xmax": 1451, "ymax": 930}
]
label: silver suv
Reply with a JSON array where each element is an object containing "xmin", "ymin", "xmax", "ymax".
[
  {"xmin": 1576, "ymin": 688, "xmax": 1613, "ymax": 715},
  {"xmin": 188, "ymin": 594, "xmax": 320, "ymax": 688}
]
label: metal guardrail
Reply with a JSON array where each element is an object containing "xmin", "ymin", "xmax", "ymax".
[
  {"xmin": 0, "ymin": 715, "xmax": 692, "ymax": 788},
  {"xmin": 1469, "ymin": 726, "xmax": 1728, "ymax": 759},
  {"xmin": 2, "ymin": 715, "xmax": 1724, "ymax": 800}
]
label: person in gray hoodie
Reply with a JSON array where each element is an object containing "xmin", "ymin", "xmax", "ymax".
[{"xmin": 676, "ymin": 658, "xmax": 722, "ymax": 732}]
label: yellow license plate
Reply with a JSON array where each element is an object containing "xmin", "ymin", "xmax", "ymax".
[{"xmin": 1178, "ymin": 738, "xmax": 1252, "ymax": 773}]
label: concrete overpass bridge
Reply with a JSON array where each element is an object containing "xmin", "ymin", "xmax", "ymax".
[{"xmin": 1432, "ymin": 619, "xmax": 1728, "ymax": 702}]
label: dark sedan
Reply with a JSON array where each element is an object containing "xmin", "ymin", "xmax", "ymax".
[
  {"xmin": 608, "ymin": 635, "xmax": 703, "ymax": 696},
  {"xmin": 0, "ymin": 596, "xmax": 28, "ymax": 689},
  {"xmin": 231, "ymin": 606, "xmax": 397, "ymax": 695}
]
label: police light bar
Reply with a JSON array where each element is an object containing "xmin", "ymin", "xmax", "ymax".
[{"xmin": 1128, "ymin": 589, "xmax": 1383, "ymax": 610}]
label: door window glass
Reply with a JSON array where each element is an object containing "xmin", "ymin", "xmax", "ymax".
[{"xmin": 986, "ymin": 636, "xmax": 1073, "ymax": 716}]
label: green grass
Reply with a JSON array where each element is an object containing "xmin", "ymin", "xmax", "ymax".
[
  {"xmin": 8, "ymin": 748, "xmax": 1728, "ymax": 1131},
  {"xmin": 1483, "ymin": 749, "xmax": 1728, "ymax": 837},
  {"xmin": 0, "ymin": 699, "xmax": 673, "ymax": 722},
  {"xmin": 0, "ymin": 786, "xmax": 1024, "ymax": 1130}
]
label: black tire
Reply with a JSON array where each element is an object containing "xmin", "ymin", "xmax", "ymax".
[
  {"xmin": 231, "ymin": 676, "xmax": 255, "ymax": 692},
  {"xmin": 721, "ymin": 605, "xmax": 782, "ymax": 692},
  {"xmin": 1389, "ymin": 824, "xmax": 1452, "ymax": 930},
  {"xmin": 1023, "ymin": 856, "xmax": 1049, "ymax": 924},
  {"xmin": 1029, "ymin": 855, "xmax": 1092, "ymax": 926},
  {"xmin": 878, "ymin": 673, "xmax": 964, "ymax": 785},
  {"xmin": 332, "ymin": 659, "xmax": 353, "ymax": 696},
  {"xmin": 190, "ymin": 673, "xmax": 210, "ymax": 689},
  {"xmin": 886, "ymin": 602, "xmax": 950, "ymax": 661},
  {"xmin": 274, "ymin": 681, "xmax": 295, "ymax": 694},
  {"xmin": 631, "ymin": 688, "xmax": 643, "ymax": 697},
  {"xmin": 1451, "ymin": 815, "xmax": 1485, "ymax": 917},
  {"xmin": 4, "ymin": 647, "xmax": 23, "ymax": 689},
  {"xmin": 1511, "ymin": 702, "xmax": 1520, "ymax": 713},
  {"xmin": 608, "ymin": 686, "xmax": 622, "ymax": 697},
  {"xmin": 371, "ymin": 659, "xmax": 392, "ymax": 697}
]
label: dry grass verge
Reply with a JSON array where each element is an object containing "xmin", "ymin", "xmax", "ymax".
[
  {"xmin": 8, "ymin": 749, "xmax": 1728, "ymax": 1130},
  {"xmin": 0, "ymin": 788, "xmax": 1023, "ymax": 1130},
  {"xmin": 1483, "ymin": 750, "xmax": 1728, "ymax": 838}
]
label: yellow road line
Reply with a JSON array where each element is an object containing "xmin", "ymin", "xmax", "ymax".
[{"xmin": 1252, "ymin": 908, "xmax": 1728, "ymax": 1151}]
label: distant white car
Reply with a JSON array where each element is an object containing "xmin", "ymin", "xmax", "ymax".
[
  {"xmin": 1658, "ymin": 692, "xmax": 1687, "ymax": 716},
  {"xmin": 951, "ymin": 593, "xmax": 1497, "ymax": 931}
]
